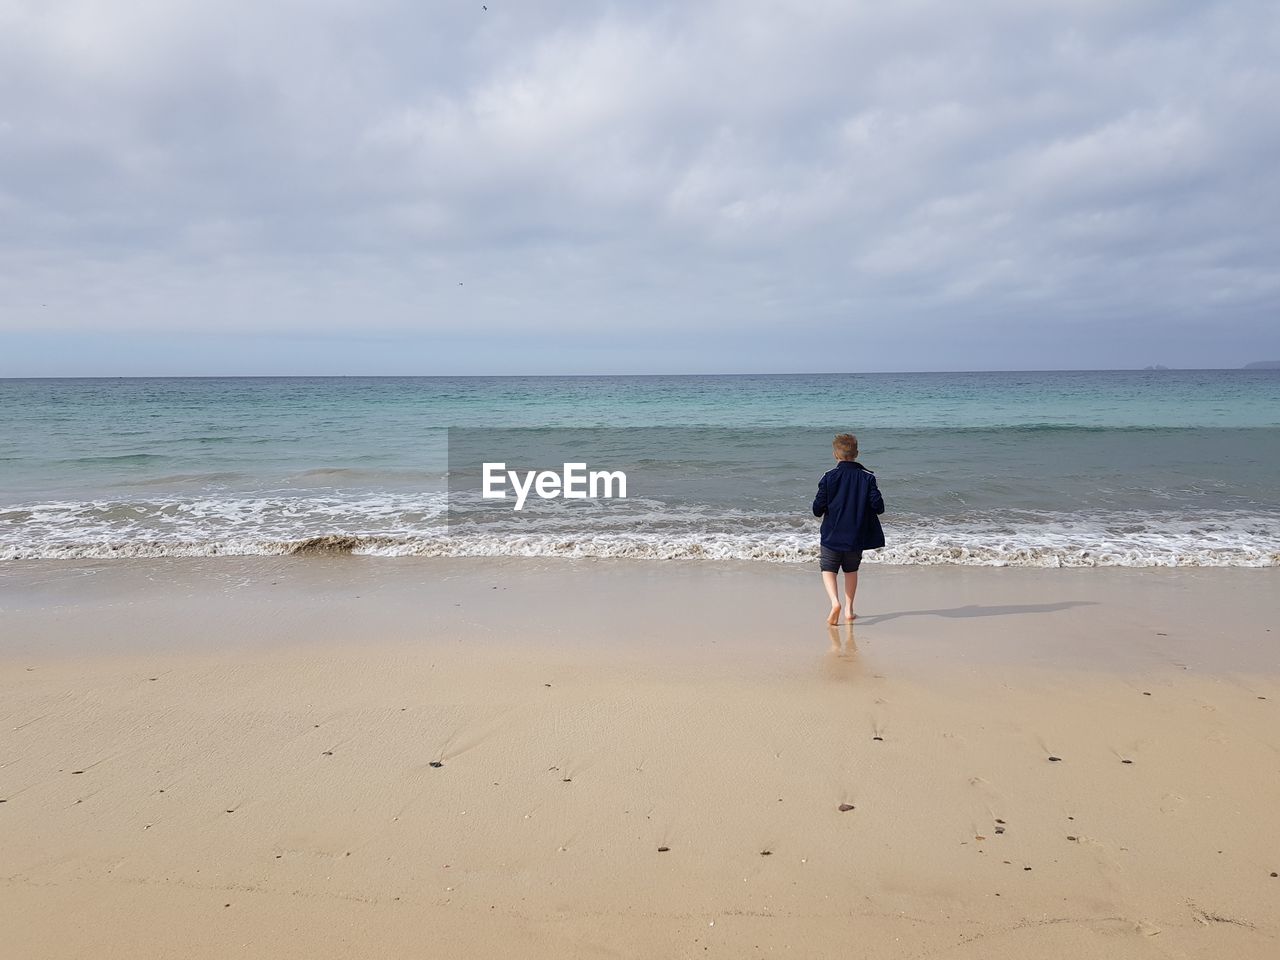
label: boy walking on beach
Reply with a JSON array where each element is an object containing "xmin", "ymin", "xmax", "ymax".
[{"xmin": 812, "ymin": 433, "xmax": 885, "ymax": 624}]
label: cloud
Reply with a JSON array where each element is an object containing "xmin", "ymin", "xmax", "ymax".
[{"xmin": 1, "ymin": 0, "xmax": 1278, "ymax": 372}]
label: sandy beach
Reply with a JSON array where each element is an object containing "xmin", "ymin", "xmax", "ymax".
[{"xmin": 2, "ymin": 558, "xmax": 1277, "ymax": 958}]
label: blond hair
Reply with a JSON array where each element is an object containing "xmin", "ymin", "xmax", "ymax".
[{"xmin": 833, "ymin": 433, "xmax": 859, "ymax": 461}]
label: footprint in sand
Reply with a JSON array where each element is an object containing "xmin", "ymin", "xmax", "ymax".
[{"xmin": 1067, "ymin": 830, "xmax": 1126, "ymax": 879}]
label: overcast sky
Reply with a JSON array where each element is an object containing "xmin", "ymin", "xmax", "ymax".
[{"xmin": 2, "ymin": 0, "xmax": 1278, "ymax": 375}]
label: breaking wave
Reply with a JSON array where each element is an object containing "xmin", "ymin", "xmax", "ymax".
[{"xmin": 1, "ymin": 494, "xmax": 1277, "ymax": 566}]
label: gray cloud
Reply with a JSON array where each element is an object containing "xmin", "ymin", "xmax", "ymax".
[{"xmin": 1, "ymin": 0, "xmax": 1278, "ymax": 373}]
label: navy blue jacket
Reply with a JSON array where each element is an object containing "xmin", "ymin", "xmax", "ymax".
[{"xmin": 812, "ymin": 461, "xmax": 885, "ymax": 551}]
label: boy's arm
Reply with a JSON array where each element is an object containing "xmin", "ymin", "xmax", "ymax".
[
  {"xmin": 812, "ymin": 476, "xmax": 829, "ymax": 517},
  {"xmin": 868, "ymin": 474, "xmax": 885, "ymax": 515}
]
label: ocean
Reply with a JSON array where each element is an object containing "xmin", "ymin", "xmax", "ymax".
[{"xmin": 2, "ymin": 371, "xmax": 1278, "ymax": 566}]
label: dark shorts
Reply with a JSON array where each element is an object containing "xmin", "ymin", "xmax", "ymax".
[{"xmin": 819, "ymin": 545, "xmax": 863, "ymax": 573}]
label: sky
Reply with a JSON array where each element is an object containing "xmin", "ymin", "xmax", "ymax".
[{"xmin": 1, "ymin": 0, "xmax": 1278, "ymax": 376}]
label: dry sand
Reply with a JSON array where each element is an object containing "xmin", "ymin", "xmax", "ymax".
[{"xmin": 1, "ymin": 558, "xmax": 1278, "ymax": 958}]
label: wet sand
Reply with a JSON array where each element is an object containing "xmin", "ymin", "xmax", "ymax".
[{"xmin": 1, "ymin": 558, "xmax": 1278, "ymax": 958}]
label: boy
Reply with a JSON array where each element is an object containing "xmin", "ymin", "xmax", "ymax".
[{"xmin": 812, "ymin": 433, "xmax": 885, "ymax": 625}]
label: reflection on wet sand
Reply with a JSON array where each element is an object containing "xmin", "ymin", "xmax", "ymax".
[{"xmin": 824, "ymin": 623, "xmax": 865, "ymax": 681}]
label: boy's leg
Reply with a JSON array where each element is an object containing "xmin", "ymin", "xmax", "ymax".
[
  {"xmin": 822, "ymin": 570, "xmax": 841, "ymax": 625},
  {"xmin": 843, "ymin": 570, "xmax": 859, "ymax": 621}
]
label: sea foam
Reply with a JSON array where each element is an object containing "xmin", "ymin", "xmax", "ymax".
[{"xmin": 2, "ymin": 494, "xmax": 1276, "ymax": 566}]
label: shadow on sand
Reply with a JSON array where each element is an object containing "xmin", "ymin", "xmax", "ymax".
[{"xmin": 854, "ymin": 600, "xmax": 1097, "ymax": 626}]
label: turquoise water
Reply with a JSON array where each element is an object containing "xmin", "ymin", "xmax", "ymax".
[{"xmin": 2, "ymin": 372, "xmax": 1278, "ymax": 565}]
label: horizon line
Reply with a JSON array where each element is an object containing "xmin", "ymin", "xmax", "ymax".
[{"xmin": 1, "ymin": 367, "xmax": 1275, "ymax": 381}]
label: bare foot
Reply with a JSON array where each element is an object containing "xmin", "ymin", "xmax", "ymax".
[
  {"xmin": 827, "ymin": 602, "xmax": 841, "ymax": 625},
  {"xmin": 846, "ymin": 609, "xmax": 857, "ymax": 623}
]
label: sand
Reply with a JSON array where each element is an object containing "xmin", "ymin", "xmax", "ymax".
[{"xmin": 1, "ymin": 558, "xmax": 1278, "ymax": 958}]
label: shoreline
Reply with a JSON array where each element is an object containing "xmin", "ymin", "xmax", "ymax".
[
  {"xmin": 5, "ymin": 530, "xmax": 1278, "ymax": 567},
  {"xmin": 3, "ymin": 557, "xmax": 1277, "ymax": 674},
  {"xmin": 2, "ymin": 559, "xmax": 1278, "ymax": 957}
]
